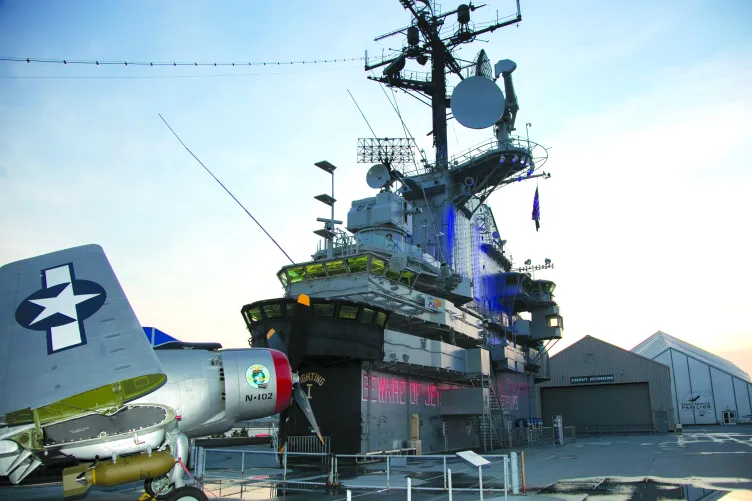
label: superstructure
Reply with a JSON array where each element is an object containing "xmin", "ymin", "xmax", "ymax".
[{"xmin": 242, "ymin": 0, "xmax": 563, "ymax": 454}]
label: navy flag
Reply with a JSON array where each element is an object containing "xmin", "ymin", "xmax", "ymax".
[{"xmin": 532, "ymin": 186, "xmax": 540, "ymax": 231}]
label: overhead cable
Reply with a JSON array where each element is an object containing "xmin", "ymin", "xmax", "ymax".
[{"xmin": 0, "ymin": 56, "xmax": 364, "ymax": 67}]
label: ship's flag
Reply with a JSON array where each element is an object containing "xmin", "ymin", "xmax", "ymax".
[{"xmin": 532, "ymin": 185, "xmax": 540, "ymax": 232}]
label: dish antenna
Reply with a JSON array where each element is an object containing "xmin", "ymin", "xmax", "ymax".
[
  {"xmin": 366, "ymin": 163, "xmax": 391, "ymax": 189},
  {"xmin": 450, "ymin": 76, "xmax": 505, "ymax": 130},
  {"xmin": 387, "ymin": 253, "xmax": 408, "ymax": 273}
]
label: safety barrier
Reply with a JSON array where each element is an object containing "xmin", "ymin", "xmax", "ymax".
[
  {"xmin": 286, "ymin": 435, "xmax": 331, "ymax": 455},
  {"xmin": 356, "ymin": 448, "xmax": 417, "ymax": 464},
  {"xmin": 195, "ymin": 447, "xmax": 331, "ymax": 493},
  {"xmin": 193, "ymin": 446, "xmax": 520, "ymax": 500}
]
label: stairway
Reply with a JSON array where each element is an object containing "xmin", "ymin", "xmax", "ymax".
[{"xmin": 470, "ymin": 373, "xmax": 507, "ymax": 451}]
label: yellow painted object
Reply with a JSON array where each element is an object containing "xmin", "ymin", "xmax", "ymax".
[
  {"xmin": 63, "ymin": 451, "xmax": 175, "ymax": 498},
  {"xmin": 89, "ymin": 451, "xmax": 175, "ymax": 486},
  {"xmin": 138, "ymin": 493, "xmax": 157, "ymax": 501}
]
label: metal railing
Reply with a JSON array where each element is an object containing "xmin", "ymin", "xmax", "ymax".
[
  {"xmin": 356, "ymin": 448, "xmax": 417, "ymax": 464},
  {"xmin": 334, "ymin": 453, "xmax": 513, "ymax": 495},
  {"xmin": 285, "ymin": 435, "xmax": 330, "ymax": 455},
  {"xmin": 193, "ymin": 447, "xmax": 519, "ymax": 499}
]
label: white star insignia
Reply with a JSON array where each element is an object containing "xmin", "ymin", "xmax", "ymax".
[{"xmin": 28, "ymin": 283, "xmax": 100, "ymax": 325}]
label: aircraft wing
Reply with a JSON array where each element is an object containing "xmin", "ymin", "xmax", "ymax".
[{"xmin": 0, "ymin": 244, "xmax": 167, "ymax": 425}]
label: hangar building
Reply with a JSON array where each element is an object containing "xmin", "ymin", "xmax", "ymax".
[
  {"xmin": 632, "ymin": 331, "xmax": 752, "ymax": 425},
  {"xmin": 538, "ymin": 336, "xmax": 675, "ymax": 433}
]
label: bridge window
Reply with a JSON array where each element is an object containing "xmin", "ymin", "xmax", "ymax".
[
  {"xmin": 360, "ymin": 308, "xmax": 376, "ymax": 324},
  {"xmin": 325, "ymin": 260, "xmax": 347, "ymax": 276},
  {"xmin": 546, "ymin": 314, "xmax": 563, "ymax": 329},
  {"xmin": 277, "ymin": 271, "xmax": 289, "ymax": 288},
  {"xmin": 347, "ymin": 256, "xmax": 368, "ymax": 273},
  {"xmin": 245, "ymin": 307, "xmax": 262, "ymax": 323},
  {"xmin": 313, "ymin": 303, "xmax": 335, "ymax": 317},
  {"xmin": 287, "ymin": 267, "xmax": 306, "ymax": 284},
  {"xmin": 263, "ymin": 304, "xmax": 283, "ymax": 319},
  {"xmin": 338, "ymin": 305, "xmax": 359, "ymax": 320},
  {"xmin": 374, "ymin": 311, "xmax": 388, "ymax": 327},
  {"xmin": 400, "ymin": 270, "xmax": 416, "ymax": 286},
  {"xmin": 371, "ymin": 258, "xmax": 386, "ymax": 276},
  {"xmin": 385, "ymin": 269, "xmax": 401, "ymax": 281},
  {"xmin": 306, "ymin": 263, "xmax": 327, "ymax": 279}
]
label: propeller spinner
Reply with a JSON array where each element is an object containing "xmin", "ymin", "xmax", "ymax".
[{"xmin": 265, "ymin": 294, "xmax": 324, "ymax": 452}]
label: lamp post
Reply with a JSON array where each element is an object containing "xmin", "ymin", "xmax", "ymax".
[{"xmin": 314, "ymin": 161, "xmax": 340, "ymax": 258}]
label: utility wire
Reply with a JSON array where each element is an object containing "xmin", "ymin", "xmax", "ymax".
[
  {"xmin": 0, "ymin": 68, "xmax": 349, "ymax": 80},
  {"xmin": 0, "ymin": 56, "xmax": 364, "ymax": 67},
  {"xmin": 158, "ymin": 113, "xmax": 295, "ymax": 265}
]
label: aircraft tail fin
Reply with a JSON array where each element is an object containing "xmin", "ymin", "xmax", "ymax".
[{"xmin": 0, "ymin": 244, "xmax": 167, "ymax": 426}]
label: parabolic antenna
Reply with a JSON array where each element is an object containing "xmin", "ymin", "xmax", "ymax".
[
  {"xmin": 366, "ymin": 163, "xmax": 391, "ymax": 189},
  {"xmin": 494, "ymin": 59, "xmax": 517, "ymax": 78},
  {"xmin": 450, "ymin": 76, "xmax": 505, "ymax": 129},
  {"xmin": 387, "ymin": 254, "xmax": 408, "ymax": 273}
]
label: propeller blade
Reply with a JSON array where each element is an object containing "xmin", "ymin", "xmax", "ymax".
[
  {"xmin": 265, "ymin": 328, "xmax": 287, "ymax": 355},
  {"xmin": 292, "ymin": 383, "xmax": 324, "ymax": 446},
  {"xmin": 277, "ymin": 408, "xmax": 289, "ymax": 454},
  {"xmin": 287, "ymin": 294, "xmax": 311, "ymax": 372}
]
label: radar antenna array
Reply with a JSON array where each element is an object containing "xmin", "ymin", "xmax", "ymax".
[
  {"xmin": 474, "ymin": 49, "xmax": 492, "ymax": 80},
  {"xmin": 357, "ymin": 138, "xmax": 416, "ymax": 167}
]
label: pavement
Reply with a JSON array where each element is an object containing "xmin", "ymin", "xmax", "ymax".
[{"xmin": 2, "ymin": 426, "xmax": 750, "ymax": 501}]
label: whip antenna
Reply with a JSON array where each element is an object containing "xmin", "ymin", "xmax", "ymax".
[{"xmin": 159, "ymin": 114, "xmax": 295, "ymax": 264}]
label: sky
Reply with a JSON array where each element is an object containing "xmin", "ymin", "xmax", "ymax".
[{"xmin": 1, "ymin": 1, "xmax": 751, "ymax": 376}]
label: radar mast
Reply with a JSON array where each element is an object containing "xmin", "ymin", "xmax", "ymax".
[{"xmin": 364, "ymin": 1, "xmax": 522, "ymax": 169}]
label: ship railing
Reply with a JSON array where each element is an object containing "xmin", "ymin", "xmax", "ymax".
[{"xmin": 448, "ymin": 136, "xmax": 529, "ymax": 168}]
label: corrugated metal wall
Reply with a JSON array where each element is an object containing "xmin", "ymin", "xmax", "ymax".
[
  {"xmin": 538, "ymin": 336, "xmax": 675, "ymax": 431},
  {"xmin": 541, "ymin": 383, "xmax": 652, "ymax": 432},
  {"xmin": 658, "ymin": 348, "xmax": 752, "ymax": 425}
]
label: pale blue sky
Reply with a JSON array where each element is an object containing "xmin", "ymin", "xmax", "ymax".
[{"xmin": 1, "ymin": 1, "xmax": 751, "ymax": 373}]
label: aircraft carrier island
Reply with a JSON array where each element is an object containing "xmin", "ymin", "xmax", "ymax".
[{"xmin": 243, "ymin": 2, "xmax": 563, "ymax": 455}]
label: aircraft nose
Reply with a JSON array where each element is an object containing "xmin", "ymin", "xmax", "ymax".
[{"xmin": 269, "ymin": 348, "xmax": 293, "ymax": 414}]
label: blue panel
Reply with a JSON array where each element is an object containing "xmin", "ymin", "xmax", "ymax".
[
  {"xmin": 142, "ymin": 326, "xmax": 179, "ymax": 347},
  {"xmin": 443, "ymin": 203, "xmax": 455, "ymax": 268}
]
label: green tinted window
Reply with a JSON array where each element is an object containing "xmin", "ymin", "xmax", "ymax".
[
  {"xmin": 277, "ymin": 271, "xmax": 289, "ymax": 287},
  {"xmin": 385, "ymin": 269, "xmax": 401, "ymax": 282},
  {"xmin": 263, "ymin": 304, "xmax": 283, "ymax": 318},
  {"xmin": 285, "ymin": 302, "xmax": 295, "ymax": 316},
  {"xmin": 325, "ymin": 260, "xmax": 347, "ymax": 276},
  {"xmin": 371, "ymin": 258, "xmax": 386, "ymax": 276},
  {"xmin": 247, "ymin": 307, "xmax": 262, "ymax": 322},
  {"xmin": 400, "ymin": 270, "xmax": 416, "ymax": 286},
  {"xmin": 306, "ymin": 263, "xmax": 327, "ymax": 279},
  {"xmin": 287, "ymin": 267, "xmax": 306, "ymax": 283},
  {"xmin": 347, "ymin": 256, "xmax": 368, "ymax": 273},
  {"xmin": 339, "ymin": 305, "xmax": 359, "ymax": 320},
  {"xmin": 360, "ymin": 308, "xmax": 376, "ymax": 324},
  {"xmin": 313, "ymin": 303, "xmax": 335, "ymax": 317},
  {"xmin": 374, "ymin": 311, "xmax": 388, "ymax": 327}
]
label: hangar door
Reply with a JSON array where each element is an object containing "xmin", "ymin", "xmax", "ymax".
[{"xmin": 541, "ymin": 383, "xmax": 652, "ymax": 432}]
